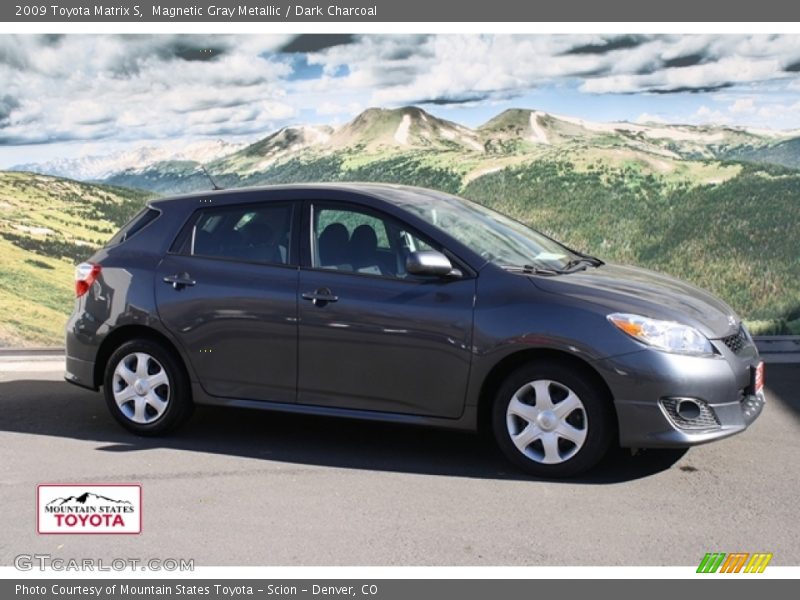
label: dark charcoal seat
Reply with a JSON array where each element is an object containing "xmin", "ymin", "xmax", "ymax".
[
  {"xmin": 318, "ymin": 223, "xmax": 351, "ymax": 270},
  {"xmin": 349, "ymin": 224, "xmax": 382, "ymax": 274}
]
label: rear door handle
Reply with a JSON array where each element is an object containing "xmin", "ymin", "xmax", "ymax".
[
  {"xmin": 302, "ymin": 288, "xmax": 339, "ymax": 306},
  {"xmin": 163, "ymin": 273, "xmax": 196, "ymax": 290}
]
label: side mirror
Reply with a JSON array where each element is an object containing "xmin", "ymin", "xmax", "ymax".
[{"xmin": 406, "ymin": 250, "xmax": 458, "ymax": 277}]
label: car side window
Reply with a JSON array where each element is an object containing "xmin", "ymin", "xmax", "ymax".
[
  {"xmin": 313, "ymin": 204, "xmax": 435, "ymax": 278},
  {"xmin": 188, "ymin": 203, "xmax": 293, "ymax": 265}
]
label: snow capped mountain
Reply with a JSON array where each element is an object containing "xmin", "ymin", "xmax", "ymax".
[
  {"xmin": 11, "ymin": 105, "xmax": 800, "ymax": 193},
  {"xmin": 13, "ymin": 139, "xmax": 246, "ymax": 181},
  {"xmin": 46, "ymin": 492, "xmax": 133, "ymax": 507}
]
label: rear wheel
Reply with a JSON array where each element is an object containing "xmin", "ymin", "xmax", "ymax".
[
  {"xmin": 491, "ymin": 360, "xmax": 614, "ymax": 477},
  {"xmin": 103, "ymin": 339, "xmax": 193, "ymax": 435}
]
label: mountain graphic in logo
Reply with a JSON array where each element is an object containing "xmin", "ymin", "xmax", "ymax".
[{"xmin": 46, "ymin": 492, "xmax": 133, "ymax": 507}]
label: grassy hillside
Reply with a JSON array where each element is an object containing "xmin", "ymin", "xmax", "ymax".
[{"xmin": 0, "ymin": 172, "xmax": 152, "ymax": 346}]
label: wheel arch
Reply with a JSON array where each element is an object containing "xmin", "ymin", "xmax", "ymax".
[
  {"xmin": 476, "ymin": 348, "xmax": 617, "ymax": 436},
  {"xmin": 93, "ymin": 325, "xmax": 189, "ymax": 389}
]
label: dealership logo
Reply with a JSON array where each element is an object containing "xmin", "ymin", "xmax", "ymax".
[
  {"xmin": 37, "ymin": 484, "xmax": 141, "ymax": 534},
  {"xmin": 696, "ymin": 552, "xmax": 773, "ymax": 573}
]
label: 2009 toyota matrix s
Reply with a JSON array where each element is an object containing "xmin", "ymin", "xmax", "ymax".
[{"xmin": 65, "ymin": 183, "xmax": 765, "ymax": 477}]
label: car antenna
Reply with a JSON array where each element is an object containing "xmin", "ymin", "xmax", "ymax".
[{"xmin": 199, "ymin": 164, "xmax": 223, "ymax": 191}]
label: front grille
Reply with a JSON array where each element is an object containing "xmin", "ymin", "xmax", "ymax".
[
  {"xmin": 721, "ymin": 325, "xmax": 748, "ymax": 354},
  {"xmin": 660, "ymin": 398, "xmax": 721, "ymax": 431}
]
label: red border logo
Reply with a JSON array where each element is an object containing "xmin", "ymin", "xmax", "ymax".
[{"xmin": 37, "ymin": 484, "xmax": 142, "ymax": 535}]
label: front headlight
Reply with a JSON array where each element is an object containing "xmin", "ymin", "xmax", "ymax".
[{"xmin": 607, "ymin": 313, "xmax": 714, "ymax": 356}]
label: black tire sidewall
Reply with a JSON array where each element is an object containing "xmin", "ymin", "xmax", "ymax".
[
  {"xmin": 103, "ymin": 339, "xmax": 192, "ymax": 436},
  {"xmin": 491, "ymin": 360, "xmax": 614, "ymax": 478}
]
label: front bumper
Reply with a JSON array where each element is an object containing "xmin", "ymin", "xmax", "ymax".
[{"xmin": 594, "ymin": 341, "xmax": 764, "ymax": 448}]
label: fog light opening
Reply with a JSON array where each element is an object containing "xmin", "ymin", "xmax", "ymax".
[
  {"xmin": 660, "ymin": 397, "xmax": 720, "ymax": 431},
  {"xmin": 677, "ymin": 399, "xmax": 701, "ymax": 420}
]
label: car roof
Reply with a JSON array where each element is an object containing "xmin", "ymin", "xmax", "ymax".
[{"xmin": 148, "ymin": 182, "xmax": 455, "ymax": 210}]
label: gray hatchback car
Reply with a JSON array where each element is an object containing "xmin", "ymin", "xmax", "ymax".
[{"xmin": 65, "ymin": 183, "xmax": 765, "ymax": 477}]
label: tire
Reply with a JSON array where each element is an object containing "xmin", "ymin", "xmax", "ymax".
[
  {"xmin": 103, "ymin": 339, "xmax": 193, "ymax": 436},
  {"xmin": 491, "ymin": 360, "xmax": 614, "ymax": 478}
]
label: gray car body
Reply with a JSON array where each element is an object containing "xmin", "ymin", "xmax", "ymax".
[{"xmin": 65, "ymin": 183, "xmax": 764, "ymax": 447}]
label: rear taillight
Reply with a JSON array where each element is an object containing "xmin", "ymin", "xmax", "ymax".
[{"xmin": 75, "ymin": 262, "xmax": 101, "ymax": 297}]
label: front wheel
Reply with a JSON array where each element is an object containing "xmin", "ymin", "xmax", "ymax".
[
  {"xmin": 491, "ymin": 360, "xmax": 614, "ymax": 477},
  {"xmin": 103, "ymin": 339, "xmax": 193, "ymax": 436}
]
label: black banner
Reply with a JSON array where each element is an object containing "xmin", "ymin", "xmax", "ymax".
[
  {"xmin": 4, "ymin": 580, "xmax": 798, "ymax": 600},
  {"xmin": 2, "ymin": 0, "xmax": 800, "ymax": 22}
]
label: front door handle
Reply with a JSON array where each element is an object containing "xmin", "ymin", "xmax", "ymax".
[
  {"xmin": 302, "ymin": 288, "xmax": 339, "ymax": 307},
  {"xmin": 163, "ymin": 273, "xmax": 196, "ymax": 290}
]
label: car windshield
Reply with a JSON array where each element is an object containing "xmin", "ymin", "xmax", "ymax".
[{"xmin": 397, "ymin": 192, "xmax": 579, "ymax": 271}]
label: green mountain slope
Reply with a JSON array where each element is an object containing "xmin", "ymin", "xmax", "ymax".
[
  {"xmin": 104, "ymin": 160, "xmax": 211, "ymax": 195},
  {"xmin": 723, "ymin": 137, "xmax": 800, "ymax": 170},
  {"xmin": 462, "ymin": 161, "xmax": 800, "ymax": 330},
  {"xmin": 0, "ymin": 172, "xmax": 152, "ymax": 346}
]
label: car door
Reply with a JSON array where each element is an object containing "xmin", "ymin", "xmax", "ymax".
[
  {"xmin": 155, "ymin": 200, "xmax": 298, "ymax": 403},
  {"xmin": 297, "ymin": 201, "xmax": 476, "ymax": 418}
]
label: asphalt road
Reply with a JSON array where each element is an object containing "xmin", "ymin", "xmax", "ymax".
[{"xmin": 0, "ymin": 359, "xmax": 798, "ymax": 566}]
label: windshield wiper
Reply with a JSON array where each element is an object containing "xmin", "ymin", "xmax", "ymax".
[
  {"xmin": 502, "ymin": 254, "xmax": 604, "ymax": 276},
  {"xmin": 501, "ymin": 264, "xmax": 563, "ymax": 276},
  {"xmin": 563, "ymin": 256, "xmax": 604, "ymax": 272}
]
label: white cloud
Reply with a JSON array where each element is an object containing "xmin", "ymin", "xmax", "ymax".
[
  {"xmin": 2, "ymin": 34, "xmax": 800, "ymax": 148},
  {"xmin": 0, "ymin": 35, "xmax": 296, "ymax": 145},
  {"xmin": 316, "ymin": 100, "xmax": 366, "ymax": 116},
  {"xmin": 729, "ymin": 98, "xmax": 757, "ymax": 114},
  {"xmin": 756, "ymin": 100, "xmax": 800, "ymax": 121},
  {"xmin": 580, "ymin": 57, "xmax": 784, "ymax": 94},
  {"xmin": 693, "ymin": 105, "xmax": 731, "ymax": 124},
  {"xmin": 309, "ymin": 34, "xmax": 800, "ymax": 102}
]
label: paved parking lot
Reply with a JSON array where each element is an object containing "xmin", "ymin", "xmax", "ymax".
[{"xmin": 0, "ymin": 358, "xmax": 798, "ymax": 566}]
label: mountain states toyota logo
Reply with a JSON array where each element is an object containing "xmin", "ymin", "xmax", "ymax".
[{"xmin": 37, "ymin": 484, "xmax": 141, "ymax": 534}]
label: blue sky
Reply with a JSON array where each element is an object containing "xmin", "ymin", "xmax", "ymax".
[{"xmin": 2, "ymin": 34, "xmax": 800, "ymax": 166}]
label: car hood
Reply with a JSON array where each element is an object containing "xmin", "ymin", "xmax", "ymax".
[{"xmin": 530, "ymin": 263, "xmax": 739, "ymax": 338}]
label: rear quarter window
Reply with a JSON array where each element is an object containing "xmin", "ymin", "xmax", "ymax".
[{"xmin": 105, "ymin": 207, "xmax": 160, "ymax": 247}]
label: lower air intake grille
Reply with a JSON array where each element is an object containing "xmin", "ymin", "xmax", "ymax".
[{"xmin": 660, "ymin": 398, "xmax": 720, "ymax": 431}]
